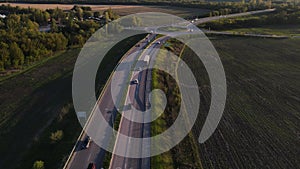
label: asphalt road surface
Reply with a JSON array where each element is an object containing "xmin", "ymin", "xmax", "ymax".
[
  {"xmin": 193, "ymin": 8, "xmax": 275, "ymax": 25},
  {"xmin": 65, "ymin": 34, "xmax": 156, "ymax": 169},
  {"xmin": 109, "ymin": 37, "xmax": 168, "ymax": 169}
]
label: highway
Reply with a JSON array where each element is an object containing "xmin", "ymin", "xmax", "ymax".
[
  {"xmin": 123, "ymin": 9, "xmax": 275, "ymax": 35},
  {"xmin": 65, "ymin": 34, "xmax": 156, "ymax": 169},
  {"xmin": 109, "ymin": 36, "xmax": 168, "ymax": 169},
  {"xmin": 64, "ymin": 8, "xmax": 276, "ymax": 169},
  {"xmin": 192, "ymin": 8, "xmax": 275, "ymax": 25}
]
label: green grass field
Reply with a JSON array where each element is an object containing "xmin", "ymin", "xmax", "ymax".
[{"xmin": 180, "ymin": 36, "xmax": 300, "ymax": 168}]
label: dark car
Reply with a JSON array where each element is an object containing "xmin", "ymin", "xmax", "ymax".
[
  {"xmin": 130, "ymin": 79, "xmax": 139, "ymax": 85},
  {"xmin": 87, "ymin": 163, "xmax": 96, "ymax": 169},
  {"xmin": 82, "ymin": 136, "xmax": 91, "ymax": 149}
]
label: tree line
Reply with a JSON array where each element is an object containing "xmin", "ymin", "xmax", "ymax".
[
  {"xmin": 0, "ymin": 13, "xmax": 67, "ymax": 70},
  {"xmin": 201, "ymin": 5, "xmax": 300, "ymax": 30},
  {"xmin": 0, "ymin": 5, "xmax": 118, "ymax": 72}
]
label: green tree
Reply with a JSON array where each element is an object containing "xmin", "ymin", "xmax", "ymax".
[
  {"xmin": 53, "ymin": 33, "xmax": 68, "ymax": 50},
  {"xmin": 50, "ymin": 130, "xmax": 64, "ymax": 143},
  {"xmin": 31, "ymin": 9, "xmax": 49, "ymax": 25},
  {"xmin": 94, "ymin": 11, "xmax": 101, "ymax": 18},
  {"xmin": 250, "ymin": 0, "xmax": 257, "ymax": 5},
  {"xmin": 9, "ymin": 42, "xmax": 24, "ymax": 68},
  {"xmin": 257, "ymin": 0, "xmax": 263, "ymax": 4},
  {"xmin": 103, "ymin": 7, "xmax": 119, "ymax": 21},
  {"xmin": 6, "ymin": 14, "xmax": 21, "ymax": 32},
  {"xmin": 73, "ymin": 34, "xmax": 85, "ymax": 46},
  {"xmin": 50, "ymin": 18, "xmax": 58, "ymax": 32},
  {"xmin": 83, "ymin": 11, "xmax": 93, "ymax": 19},
  {"xmin": 266, "ymin": 0, "xmax": 272, "ymax": 8},
  {"xmin": 0, "ymin": 61, "xmax": 4, "ymax": 71},
  {"xmin": 81, "ymin": 6, "xmax": 92, "ymax": 11},
  {"xmin": 25, "ymin": 19, "xmax": 39, "ymax": 32},
  {"xmin": 32, "ymin": 160, "xmax": 45, "ymax": 169},
  {"xmin": 76, "ymin": 7, "xmax": 83, "ymax": 20},
  {"xmin": 43, "ymin": 11, "xmax": 50, "ymax": 24},
  {"xmin": 50, "ymin": 7, "xmax": 65, "ymax": 20},
  {"xmin": 0, "ymin": 42, "xmax": 10, "ymax": 70},
  {"xmin": 106, "ymin": 7, "xmax": 114, "ymax": 19},
  {"xmin": 104, "ymin": 11, "xmax": 110, "ymax": 24}
]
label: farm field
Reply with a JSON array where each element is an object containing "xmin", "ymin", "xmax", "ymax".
[
  {"xmin": 0, "ymin": 3, "xmax": 209, "ymax": 17},
  {"xmin": 224, "ymin": 24, "xmax": 300, "ymax": 36},
  {"xmin": 180, "ymin": 36, "xmax": 300, "ymax": 168},
  {"xmin": 0, "ymin": 34, "xmax": 145, "ymax": 169},
  {"xmin": 149, "ymin": 34, "xmax": 299, "ymax": 169},
  {"xmin": 0, "ymin": 49, "xmax": 81, "ymax": 169}
]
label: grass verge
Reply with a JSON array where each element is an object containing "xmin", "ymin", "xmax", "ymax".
[
  {"xmin": 151, "ymin": 39, "xmax": 203, "ymax": 169},
  {"xmin": 151, "ymin": 54, "xmax": 174, "ymax": 169}
]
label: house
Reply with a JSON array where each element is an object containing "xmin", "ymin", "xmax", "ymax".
[{"xmin": 0, "ymin": 14, "xmax": 6, "ymax": 19}]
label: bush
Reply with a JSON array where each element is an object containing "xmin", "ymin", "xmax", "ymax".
[
  {"xmin": 49, "ymin": 130, "xmax": 64, "ymax": 143},
  {"xmin": 32, "ymin": 160, "xmax": 45, "ymax": 169}
]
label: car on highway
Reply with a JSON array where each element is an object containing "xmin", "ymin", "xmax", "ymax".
[
  {"xmin": 82, "ymin": 136, "xmax": 92, "ymax": 149},
  {"xmin": 135, "ymin": 44, "xmax": 140, "ymax": 47},
  {"xmin": 156, "ymin": 41, "xmax": 161, "ymax": 44},
  {"xmin": 131, "ymin": 79, "xmax": 139, "ymax": 85},
  {"xmin": 87, "ymin": 163, "xmax": 96, "ymax": 169}
]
